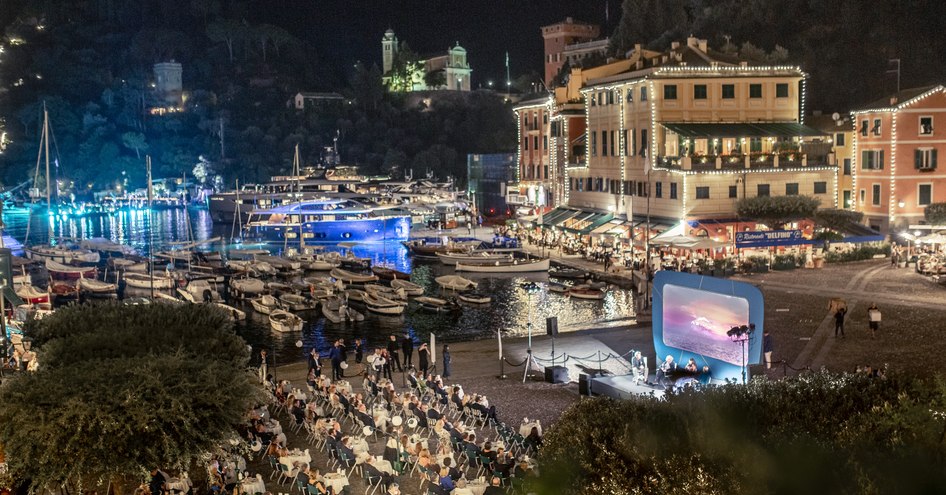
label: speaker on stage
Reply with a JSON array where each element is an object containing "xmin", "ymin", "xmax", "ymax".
[
  {"xmin": 546, "ymin": 316, "xmax": 558, "ymax": 337},
  {"xmin": 544, "ymin": 365, "xmax": 569, "ymax": 384}
]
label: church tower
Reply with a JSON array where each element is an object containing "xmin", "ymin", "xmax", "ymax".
[
  {"xmin": 382, "ymin": 29, "xmax": 398, "ymax": 74},
  {"xmin": 444, "ymin": 43, "xmax": 472, "ymax": 91}
]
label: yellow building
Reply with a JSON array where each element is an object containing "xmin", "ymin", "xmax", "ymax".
[
  {"xmin": 807, "ymin": 113, "xmax": 855, "ymax": 210},
  {"xmin": 547, "ymin": 37, "xmax": 836, "ymax": 245}
]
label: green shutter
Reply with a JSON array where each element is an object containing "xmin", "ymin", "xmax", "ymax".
[{"xmin": 915, "ymin": 149, "xmax": 923, "ymax": 169}]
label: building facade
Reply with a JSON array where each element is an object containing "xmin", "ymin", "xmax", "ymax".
[
  {"xmin": 558, "ymin": 37, "xmax": 835, "ymax": 244},
  {"xmin": 851, "ymin": 85, "xmax": 946, "ymax": 233},
  {"xmin": 542, "ymin": 18, "xmax": 600, "ymax": 86},
  {"xmin": 808, "ymin": 113, "xmax": 855, "ymax": 210},
  {"xmin": 467, "ymin": 153, "xmax": 516, "ymax": 216}
]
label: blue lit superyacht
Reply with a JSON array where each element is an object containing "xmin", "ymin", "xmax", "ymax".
[{"xmin": 242, "ymin": 199, "xmax": 411, "ymax": 244}]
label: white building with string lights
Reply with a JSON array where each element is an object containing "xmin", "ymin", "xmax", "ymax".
[{"xmin": 544, "ymin": 37, "xmax": 837, "ymax": 246}]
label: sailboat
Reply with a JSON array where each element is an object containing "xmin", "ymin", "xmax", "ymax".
[{"xmin": 22, "ymin": 104, "xmax": 101, "ymax": 262}]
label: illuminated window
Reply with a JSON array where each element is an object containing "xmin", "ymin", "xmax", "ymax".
[
  {"xmin": 664, "ymin": 84, "xmax": 678, "ymax": 100},
  {"xmin": 920, "ymin": 116, "xmax": 934, "ymax": 135}
]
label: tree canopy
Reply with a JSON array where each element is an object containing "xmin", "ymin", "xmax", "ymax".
[
  {"xmin": 0, "ymin": 304, "xmax": 262, "ymax": 491},
  {"xmin": 736, "ymin": 195, "xmax": 820, "ymax": 229},
  {"xmin": 924, "ymin": 203, "xmax": 946, "ymax": 226},
  {"xmin": 536, "ymin": 371, "xmax": 946, "ymax": 494}
]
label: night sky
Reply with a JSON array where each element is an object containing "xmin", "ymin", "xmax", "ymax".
[{"xmin": 261, "ymin": 0, "xmax": 611, "ymax": 86}]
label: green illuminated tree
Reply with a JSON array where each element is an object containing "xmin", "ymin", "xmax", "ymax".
[
  {"xmin": 736, "ymin": 195, "xmax": 820, "ymax": 229},
  {"xmin": 925, "ymin": 203, "xmax": 946, "ymax": 226},
  {"xmin": 0, "ymin": 304, "xmax": 261, "ymax": 492}
]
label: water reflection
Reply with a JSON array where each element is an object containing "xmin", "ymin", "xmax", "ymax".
[{"xmin": 4, "ymin": 208, "xmax": 637, "ymax": 364}]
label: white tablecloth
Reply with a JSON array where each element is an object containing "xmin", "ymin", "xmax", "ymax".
[
  {"xmin": 464, "ymin": 481, "xmax": 489, "ymax": 495},
  {"xmin": 280, "ymin": 450, "xmax": 311, "ymax": 470},
  {"xmin": 336, "ymin": 380, "xmax": 353, "ymax": 395},
  {"xmin": 322, "ymin": 473, "xmax": 349, "ymax": 493},
  {"xmin": 373, "ymin": 406, "xmax": 389, "ymax": 428},
  {"xmin": 519, "ymin": 421, "xmax": 541, "ymax": 437},
  {"xmin": 266, "ymin": 420, "xmax": 283, "ymax": 436},
  {"xmin": 352, "ymin": 438, "xmax": 370, "ymax": 456},
  {"xmin": 241, "ymin": 476, "xmax": 265, "ymax": 495},
  {"xmin": 375, "ymin": 458, "xmax": 394, "ymax": 475},
  {"xmin": 481, "ymin": 441, "xmax": 504, "ymax": 451}
]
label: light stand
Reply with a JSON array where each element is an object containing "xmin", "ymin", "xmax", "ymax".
[
  {"xmin": 727, "ymin": 323, "xmax": 756, "ymax": 384},
  {"xmin": 521, "ymin": 282, "xmax": 540, "ymax": 383}
]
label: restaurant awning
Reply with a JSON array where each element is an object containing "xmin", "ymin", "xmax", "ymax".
[
  {"xmin": 660, "ymin": 122, "xmax": 826, "ymax": 139},
  {"xmin": 592, "ymin": 219, "xmax": 629, "ymax": 236},
  {"xmin": 561, "ymin": 211, "xmax": 614, "ymax": 235},
  {"xmin": 539, "ymin": 207, "xmax": 581, "ymax": 227}
]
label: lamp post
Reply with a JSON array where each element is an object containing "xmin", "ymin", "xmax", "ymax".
[{"xmin": 521, "ymin": 282, "xmax": 540, "ymax": 383}]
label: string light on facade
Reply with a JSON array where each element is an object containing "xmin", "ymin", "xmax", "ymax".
[
  {"xmin": 889, "ymin": 114, "xmax": 898, "ymax": 221},
  {"xmin": 850, "ymin": 112, "xmax": 858, "ymax": 210}
]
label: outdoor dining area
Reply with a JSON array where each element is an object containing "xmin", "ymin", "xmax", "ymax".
[{"xmin": 182, "ymin": 363, "xmax": 543, "ymax": 495}]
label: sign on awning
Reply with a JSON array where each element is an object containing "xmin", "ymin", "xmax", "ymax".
[{"xmin": 735, "ymin": 229, "xmax": 813, "ymax": 248}]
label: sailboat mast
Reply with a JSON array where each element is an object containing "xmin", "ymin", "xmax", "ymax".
[
  {"xmin": 44, "ymin": 106, "xmax": 51, "ymax": 210},
  {"xmin": 147, "ymin": 155, "xmax": 155, "ymax": 299}
]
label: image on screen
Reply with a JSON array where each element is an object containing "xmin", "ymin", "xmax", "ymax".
[{"xmin": 662, "ymin": 284, "xmax": 750, "ymax": 365}]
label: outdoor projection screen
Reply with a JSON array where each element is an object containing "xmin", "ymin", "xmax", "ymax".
[{"xmin": 652, "ymin": 271, "xmax": 765, "ymax": 382}]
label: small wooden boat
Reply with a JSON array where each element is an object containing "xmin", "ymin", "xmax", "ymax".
[
  {"xmin": 26, "ymin": 245, "xmax": 100, "ymax": 264},
  {"xmin": 45, "ymin": 260, "xmax": 97, "ymax": 280},
  {"xmin": 568, "ymin": 287, "xmax": 606, "ymax": 300},
  {"xmin": 435, "ymin": 275, "xmax": 477, "ymax": 291},
  {"xmin": 548, "ymin": 282, "xmax": 570, "ymax": 294},
  {"xmin": 124, "ymin": 272, "xmax": 177, "ymax": 290},
  {"xmin": 371, "ymin": 266, "xmax": 411, "ymax": 280},
  {"xmin": 78, "ymin": 278, "xmax": 118, "ymax": 295},
  {"xmin": 364, "ymin": 294, "xmax": 406, "ymax": 315},
  {"xmin": 549, "ymin": 268, "xmax": 589, "ymax": 280},
  {"xmin": 108, "ymin": 258, "xmax": 139, "ymax": 270},
  {"xmin": 154, "ymin": 292, "xmax": 184, "ymax": 304},
  {"xmin": 16, "ymin": 284, "xmax": 49, "ymax": 304},
  {"xmin": 455, "ymin": 258, "xmax": 550, "ymax": 273},
  {"xmin": 321, "ymin": 296, "xmax": 364, "ymax": 323},
  {"xmin": 458, "ymin": 292, "xmax": 491, "ymax": 304},
  {"xmin": 230, "ymin": 277, "xmax": 266, "ymax": 297},
  {"xmin": 251, "ymin": 294, "xmax": 278, "ymax": 312},
  {"xmin": 265, "ymin": 281, "xmax": 292, "ymax": 294},
  {"xmin": 330, "ymin": 268, "xmax": 378, "ymax": 283},
  {"xmin": 391, "ymin": 279, "xmax": 424, "ymax": 296},
  {"xmin": 255, "ymin": 255, "xmax": 301, "ymax": 271},
  {"xmin": 279, "ymin": 293, "xmax": 317, "ymax": 311},
  {"xmin": 228, "ymin": 248, "xmax": 270, "ymax": 260},
  {"xmin": 211, "ymin": 302, "xmax": 246, "ymax": 321},
  {"xmin": 344, "ymin": 289, "xmax": 368, "ymax": 302},
  {"xmin": 178, "ymin": 279, "xmax": 221, "ymax": 304},
  {"xmin": 365, "ymin": 284, "xmax": 407, "ymax": 301},
  {"xmin": 436, "ymin": 251, "xmax": 514, "ymax": 266},
  {"xmin": 269, "ymin": 309, "xmax": 304, "ymax": 332},
  {"xmin": 50, "ymin": 282, "xmax": 79, "ymax": 300},
  {"xmin": 79, "ymin": 237, "xmax": 137, "ymax": 257},
  {"xmin": 416, "ymin": 296, "xmax": 461, "ymax": 313},
  {"xmin": 250, "ymin": 294, "xmax": 280, "ymax": 314}
]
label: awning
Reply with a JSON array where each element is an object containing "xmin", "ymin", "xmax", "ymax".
[
  {"xmin": 539, "ymin": 207, "xmax": 581, "ymax": 227},
  {"xmin": 661, "ymin": 122, "xmax": 826, "ymax": 139},
  {"xmin": 562, "ymin": 211, "xmax": 614, "ymax": 235},
  {"xmin": 842, "ymin": 235, "xmax": 886, "ymax": 243},
  {"xmin": 592, "ymin": 219, "xmax": 629, "ymax": 236}
]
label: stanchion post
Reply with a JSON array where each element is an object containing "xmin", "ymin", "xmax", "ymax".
[{"xmin": 597, "ymin": 351, "xmax": 602, "ymax": 374}]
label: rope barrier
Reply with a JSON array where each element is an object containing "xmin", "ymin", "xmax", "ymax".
[
  {"xmin": 502, "ymin": 356, "xmax": 528, "ymax": 368},
  {"xmin": 532, "ymin": 353, "xmax": 569, "ymax": 364}
]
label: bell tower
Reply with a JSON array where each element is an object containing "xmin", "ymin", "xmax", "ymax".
[{"xmin": 382, "ymin": 29, "xmax": 398, "ymax": 74}]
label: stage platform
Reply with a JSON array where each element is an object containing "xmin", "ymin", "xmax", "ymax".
[{"xmin": 590, "ymin": 374, "xmax": 666, "ymax": 400}]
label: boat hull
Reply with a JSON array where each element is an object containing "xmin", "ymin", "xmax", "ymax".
[
  {"xmin": 245, "ymin": 216, "xmax": 411, "ymax": 244},
  {"xmin": 124, "ymin": 274, "xmax": 177, "ymax": 290},
  {"xmin": 455, "ymin": 258, "xmax": 550, "ymax": 273}
]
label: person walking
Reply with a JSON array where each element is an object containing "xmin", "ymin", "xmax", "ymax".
[
  {"xmin": 382, "ymin": 350, "xmax": 393, "ymax": 380},
  {"xmin": 418, "ymin": 343, "xmax": 430, "ymax": 376},
  {"xmin": 763, "ymin": 330, "xmax": 773, "ymax": 369},
  {"xmin": 307, "ymin": 348, "xmax": 321, "ymax": 375},
  {"xmin": 834, "ymin": 306, "xmax": 847, "ymax": 338},
  {"xmin": 867, "ymin": 303, "xmax": 881, "ymax": 337},
  {"xmin": 401, "ymin": 334, "xmax": 414, "ymax": 369},
  {"xmin": 442, "ymin": 344, "xmax": 452, "ymax": 378},
  {"xmin": 387, "ymin": 335, "xmax": 402, "ymax": 372}
]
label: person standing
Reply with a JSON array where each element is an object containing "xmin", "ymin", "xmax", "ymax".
[
  {"xmin": 381, "ymin": 350, "xmax": 393, "ymax": 380},
  {"xmin": 763, "ymin": 330, "xmax": 773, "ymax": 369},
  {"xmin": 867, "ymin": 303, "xmax": 881, "ymax": 337},
  {"xmin": 330, "ymin": 341, "xmax": 344, "ymax": 380},
  {"xmin": 442, "ymin": 344, "xmax": 452, "ymax": 378},
  {"xmin": 387, "ymin": 335, "xmax": 402, "ymax": 372},
  {"xmin": 258, "ymin": 349, "xmax": 269, "ymax": 384},
  {"xmin": 307, "ymin": 348, "xmax": 321, "ymax": 375},
  {"xmin": 834, "ymin": 306, "xmax": 847, "ymax": 338},
  {"xmin": 418, "ymin": 343, "xmax": 430, "ymax": 376},
  {"xmin": 354, "ymin": 339, "xmax": 364, "ymax": 364},
  {"xmin": 401, "ymin": 334, "xmax": 413, "ymax": 369}
]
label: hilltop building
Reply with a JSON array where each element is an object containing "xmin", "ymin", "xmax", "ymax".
[{"xmin": 381, "ymin": 29, "xmax": 472, "ymax": 92}]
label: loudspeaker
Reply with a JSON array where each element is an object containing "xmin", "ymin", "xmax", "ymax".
[
  {"xmin": 578, "ymin": 373, "xmax": 592, "ymax": 396},
  {"xmin": 546, "ymin": 316, "xmax": 558, "ymax": 337},
  {"xmin": 544, "ymin": 365, "xmax": 569, "ymax": 384}
]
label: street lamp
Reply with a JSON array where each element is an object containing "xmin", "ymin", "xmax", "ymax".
[{"xmin": 521, "ymin": 282, "xmax": 541, "ymax": 383}]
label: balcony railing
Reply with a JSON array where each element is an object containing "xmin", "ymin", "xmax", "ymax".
[{"xmin": 657, "ymin": 152, "xmax": 834, "ymax": 172}]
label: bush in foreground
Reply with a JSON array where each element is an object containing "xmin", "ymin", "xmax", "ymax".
[{"xmin": 535, "ymin": 371, "xmax": 946, "ymax": 494}]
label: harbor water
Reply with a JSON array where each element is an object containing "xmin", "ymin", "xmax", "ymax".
[{"xmin": 2, "ymin": 207, "xmax": 638, "ymax": 364}]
